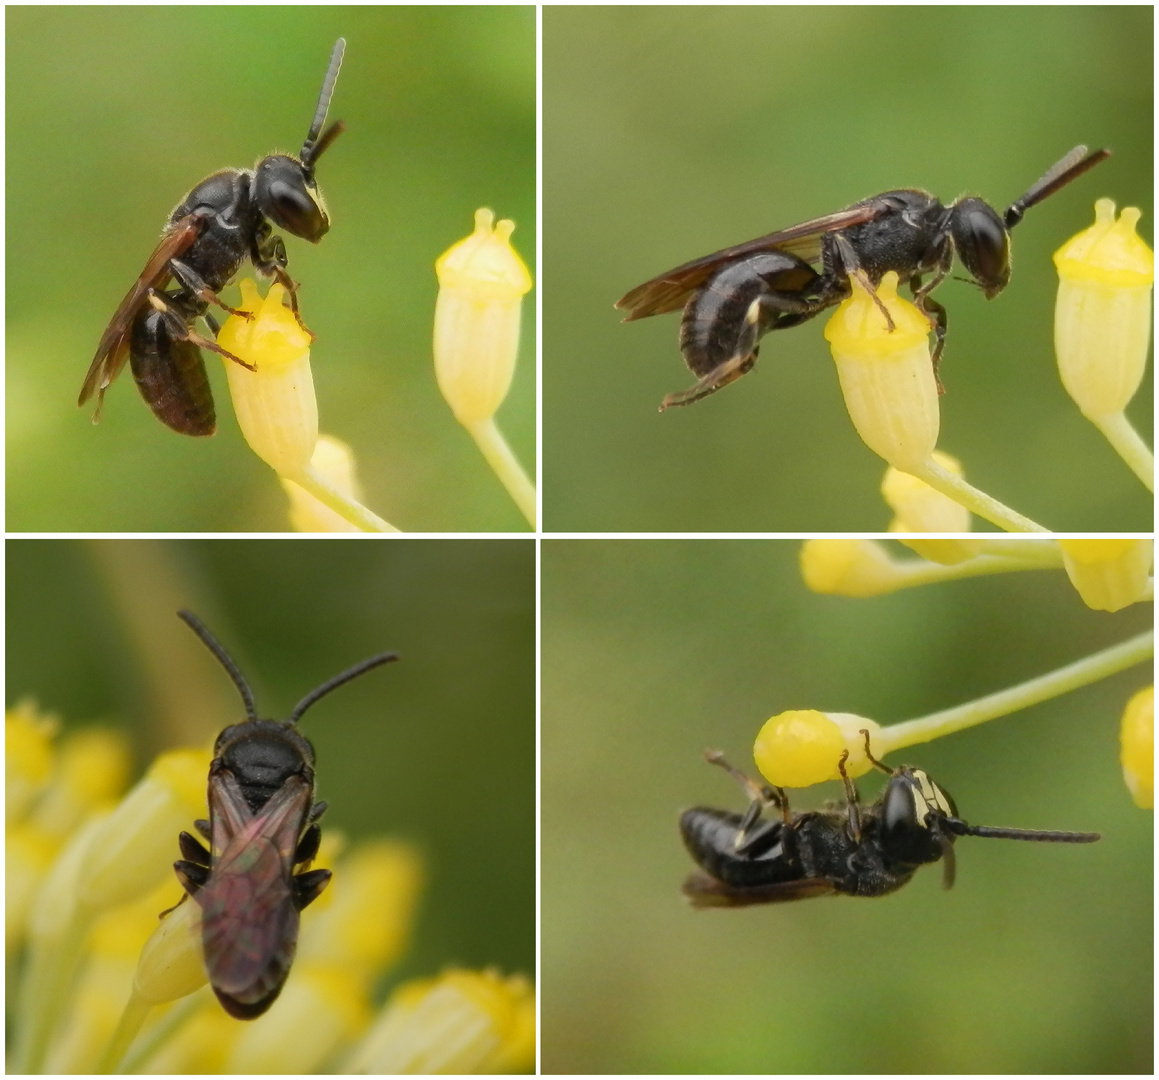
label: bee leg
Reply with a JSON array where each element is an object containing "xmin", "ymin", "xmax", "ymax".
[
  {"xmin": 836, "ymin": 749, "xmax": 863, "ymax": 842},
  {"xmin": 173, "ymin": 859, "xmax": 210, "ymax": 899},
  {"xmin": 158, "ymin": 893, "xmax": 189, "ymax": 918},
  {"xmin": 178, "ymin": 830, "xmax": 211, "ymax": 864},
  {"xmin": 270, "ymin": 266, "xmax": 316, "ymax": 342},
  {"xmin": 169, "ymin": 258, "xmax": 254, "ymax": 321},
  {"xmin": 665, "ymin": 285, "xmax": 825, "ymax": 409},
  {"xmin": 146, "ymin": 290, "xmax": 257, "ymax": 372},
  {"xmin": 830, "ymin": 233, "xmax": 895, "ymax": 331},
  {"xmin": 703, "ymin": 749, "xmax": 792, "ymax": 846},
  {"xmin": 293, "ymin": 868, "xmax": 332, "ymax": 910},
  {"xmin": 913, "ymin": 284, "xmax": 948, "ymax": 394},
  {"xmin": 663, "ymin": 301, "xmax": 769, "ymax": 409},
  {"xmin": 253, "ymin": 228, "xmax": 316, "ymax": 340},
  {"xmin": 308, "ymin": 800, "xmax": 328, "ymax": 824},
  {"xmin": 294, "ymin": 822, "xmax": 322, "ymax": 866}
]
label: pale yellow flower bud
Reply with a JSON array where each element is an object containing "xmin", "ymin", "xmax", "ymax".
[
  {"xmin": 76, "ymin": 749, "xmax": 209, "ymax": 913},
  {"xmin": 1054, "ymin": 199, "xmax": 1153, "ymax": 419},
  {"xmin": 824, "ymin": 272, "xmax": 939, "ymax": 471},
  {"xmin": 800, "ymin": 538, "xmax": 903, "ymax": 597},
  {"xmin": 347, "ymin": 968, "xmax": 535, "ymax": 1074},
  {"xmin": 1120, "ymin": 685, "xmax": 1153, "ymax": 809},
  {"xmin": 132, "ymin": 893, "xmax": 207, "ymax": 1006},
  {"xmin": 1059, "ymin": 539, "xmax": 1152, "ymax": 612},
  {"xmin": 434, "ymin": 208, "xmax": 532, "ymax": 425},
  {"xmin": 219, "ymin": 279, "xmax": 318, "ymax": 476},
  {"xmin": 883, "ymin": 450, "xmax": 984, "ymax": 563},
  {"xmin": 7, "ymin": 702, "xmax": 59, "ymax": 819},
  {"xmin": 282, "ymin": 435, "xmax": 363, "ymax": 532}
]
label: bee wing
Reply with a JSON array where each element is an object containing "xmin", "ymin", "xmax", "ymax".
[
  {"xmin": 682, "ymin": 871, "xmax": 838, "ymax": 908},
  {"xmin": 615, "ymin": 202, "xmax": 887, "ymax": 321},
  {"xmin": 197, "ymin": 773, "xmax": 312, "ymax": 1007},
  {"xmin": 78, "ymin": 214, "xmax": 206, "ymax": 411}
]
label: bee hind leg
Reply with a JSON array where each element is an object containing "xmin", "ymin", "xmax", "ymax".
[{"xmin": 293, "ymin": 868, "xmax": 332, "ymax": 911}]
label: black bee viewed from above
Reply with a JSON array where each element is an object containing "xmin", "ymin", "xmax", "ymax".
[
  {"xmin": 80, "ymin": 38, "xmax": 347, "ymax": 436},
  {"xmin": 617, "ymin": 146, "xmax": 1110, "ymax": 410},
  {"xmin": 168, "ymin": 610, "xmax": 397, "ymax": 1019},
  {"xmin": 680, "ymin": 731, "xmax": 1100, "ymax": 907}
]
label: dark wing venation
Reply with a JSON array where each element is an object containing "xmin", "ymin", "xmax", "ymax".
[
  {"xmin": 615, "ymin": 203, "xmax": 887, "ymax": 321},
  {"xmin": 198, "ymin": 772, "xmax": 312, "ymax": 994},
  {"xmin": 682, "ymin": 871, "xmax": 838, "ymax": 908},
  {"xmin": 78, "ymin": 215, "xmax": 205, "ymax": 408}
]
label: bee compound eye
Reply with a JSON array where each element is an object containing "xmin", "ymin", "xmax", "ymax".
[
  {"xmin": 951, "ymin": 199, "xmax": 1010, "ymax": 296},
  {"xmin": 879, "ymin": 773, "xmax": 945, "ymax": 865},
  {"xmin": 255, "ymin": 159, "xmax": 329, "ymax": 241}
]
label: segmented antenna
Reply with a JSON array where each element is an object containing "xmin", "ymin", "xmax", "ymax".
[
  {"xmin": 178, "ymin": 610, "xmax": 258, "ymax": 723},
  {"xmin": 945, "ymin": 818, "xmax": 1101, "ymax": 843},
  {"xmin": 301, "ymin": 37, "xmax": 346, "ymax": 169},
  {"xmin": 1004, "ymin": 145, "xmax": 1111, "ymax": 229},
  {"xmin": 289, "ymin": 651, "xmax": 399, "ymax": 724}
]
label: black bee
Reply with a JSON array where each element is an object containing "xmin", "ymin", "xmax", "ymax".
[
  {"xmin": 170, "ymin": 610, "xmax": 397, "ymax": 1018},
  {"xmin": 617, "ymin": 146, "xmax": 1110, "ymax": 410},
  {"xmin": 680, "ymin": 731, "xmax": 1100, "ymax": 907},
  {"xmin": 79, "ymin": 38, "xmax": 347, "ymax": 436}
]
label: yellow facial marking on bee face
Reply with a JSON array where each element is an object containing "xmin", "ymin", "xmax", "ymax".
[{"xmin": 912, "ymin": 770, "xmax": 954, "ymax": 818}]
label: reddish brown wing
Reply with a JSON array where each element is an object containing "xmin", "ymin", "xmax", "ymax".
[
  {"xmin": 683, "ymin": 871, "xmax": 838, "ymax": 908},
  {"xmin": 615, "ymin": 202, "xmax": 888, "ymax": 321},
  {"xmin": 196, "ymin": 772, "xmax": 312, "ymax": 1009},
  {"xmin": 78, "ymin": 214, "xmax": 205, "ymax": 413}
]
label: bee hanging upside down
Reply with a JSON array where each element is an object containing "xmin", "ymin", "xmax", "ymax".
[
  {"xmin": 80, "ymin": 38, "xmax": 347, "ymax": 436},
  {"xmin": 617, "ymin": 146, "xmax": 1110, "ymax": 410},
  {"xmin": 680, "ymin": 730, "xmax": 1100, "ymax": 907},
  {"xmin": 168, "ymin": 609, "xmax": 397, "ymax": 1018}
]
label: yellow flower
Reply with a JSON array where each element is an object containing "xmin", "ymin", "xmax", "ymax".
[
  {"xmin": 753, "ymin": 710, "xmax": 884, "ymax": 788},
  {"xmin": 799, "ymin": 538, "xmax": 904, "ymax": 597},
  {"xmin": 218, "ymin": 279, "xmax": 318, "ymax": 477},
  {"xmin": 346, "ymin": 968, "xmax": 535, "ymax": 1073},
  {"xmin": 1053, "ymin": 199, "xmax": 1153, "ymax": 420},
  {"xmin": 434, "ymin": 208, "xmax": 533, "ymax": 426},
  {"xmin": 1059, "ymin": 539, "xmax": 1152, "ymax": 612},
  {"xmin": 882, "ymin": 452, "xmax": 979, "ymax": 551},
  {"xmin": 282, "ymin": 435, "xmax": 364, "ymax": 532},
  {"xmin": 1119, "ymin": 685, "xmax": 1153, "ymax": 809},
  {"xmin": 824, "ymin": 271, "xmax": 939, "ymax": 472}
]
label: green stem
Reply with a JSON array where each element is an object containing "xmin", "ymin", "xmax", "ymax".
[
  {"xmin": 911, "ymin": 457, "xmax": 1048, "ymax": 533},
  {"xmin": 879, "ymin": 629, "xmax": 1153, "ymax": 753},
  {"xmin": 13, "ymin": 911, "xmax": 92, "ymax": 1073},
  {"xmin": 466, "ymin": 417, "xmax": 536, "ymax": 527},
  {"xmin": 96, "ymin": 994, "xmax": 153, "ymax": 1073},
  {"xmin": 286, "ymin": 466, "xmax": 400, "ymax": 532},
  {"xmin": 1091, "ymin": 411, "xmax": 1154, "ymax": 492}
]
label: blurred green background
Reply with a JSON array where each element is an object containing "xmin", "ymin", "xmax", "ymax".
[
  {"xmin": 544, "ymin": 7, "xmax": 1152, "ymax": 531},
  {"xmin": 7, "ymin": 538, "xmax": 534, "ymax": 991},
  {"xmin": 7, "ymin": 6, "xmax": 535, "ymax": 532},
  {"xmin": 542, "ymin": 539, "xmax": 1152, "ymax": 1073}
]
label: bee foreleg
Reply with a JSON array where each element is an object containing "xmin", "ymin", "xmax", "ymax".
[{"xmin": 169, "ymin": 258, "xmax": 254, "ymax": 321}]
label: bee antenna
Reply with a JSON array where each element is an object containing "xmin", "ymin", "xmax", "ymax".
[
  {"xmin": 301, "ymin": 38, "xmax": 346, "ymax": 170},
  {"xmin": 942, "ymin": 817, "xmax": 1101, "ymax": 843},
  {"xmin": 289, "ymin": 652, "xmax": 399, "ymax": 725},
  {"xmin": 177, "ymin": 610, "xmax": 258, "ymax": 723}
]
